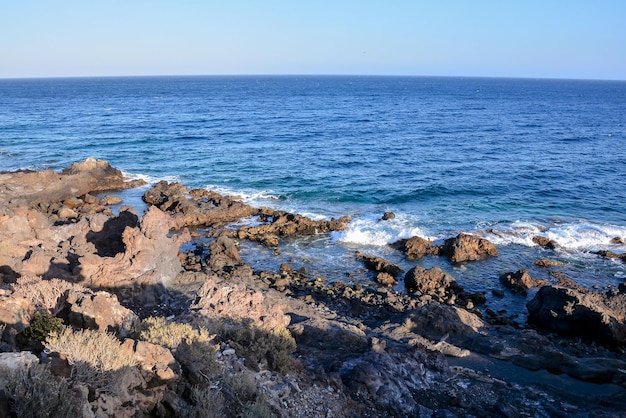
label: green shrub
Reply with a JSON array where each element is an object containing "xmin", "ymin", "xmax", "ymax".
[
  {"xmin": 223, "ymin": 325, "xmax": 296, "ymax": 374},
  {"xmin": 4, "ymin": 363, "xmax": 85, "ymax": 418},
  {"xmin": 22, "ymin": 311, "xmax": 64, "ymax": 342}
]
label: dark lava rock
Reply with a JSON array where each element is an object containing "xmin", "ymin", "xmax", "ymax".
[
  {"xmin": 440, "ymin": 233, "xmax": 498, "ymax": 263},
  {"xmin": 527, "ymin": 285, "xmax": 626, "ymax": 346}
]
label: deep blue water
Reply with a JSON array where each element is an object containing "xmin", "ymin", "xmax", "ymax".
[{"xmin": 1, "ymin": 75, "xmax": 625, "ymax": 309}]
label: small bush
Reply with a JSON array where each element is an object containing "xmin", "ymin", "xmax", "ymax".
[
  {"xmin": 139, "ymin": 316, "xmax": 214, "ymax": 349},
  {"xmin": 22, "ymin": 311, "xmax": 63, "ymax": 343},
  {"xmin": 224, "ymin": 325, "xmax": 296, "ymax": 374},
  {"xmin": 140, "ymin": 316, "xmax": 220, "ymax": 384},
  {"xmin": 4, "ymin": 363, "xmax": 85, "ymax": 418},
  {"xmin": 11, "ymin": 276, "xmax": 85, "ymax": 315},
  {"xmin": 241, "ymin": 398, "xmax": 275, "ymax": 418},
  {"xmin": 45, "ymin": 328, "xmax": 137, "ymax": 394},
  {"xmin": 185, "ymin": 385, "xmax": 225, "ymax": 418}
]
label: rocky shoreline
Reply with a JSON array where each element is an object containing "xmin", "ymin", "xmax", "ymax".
[{"xmin": 1, "ymin": 159, "xmax": 625, "ymax": 417}]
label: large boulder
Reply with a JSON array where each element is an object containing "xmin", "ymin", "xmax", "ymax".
[
  {"xmin": 0, "ymin": 158, "xmax": 143, "ymax": 210},
  {"xmin": 394, "ymin": 236, "xmax": 440, "ymax": 258},
  {"xmin": 527, "ymin": 285, "xmax": 626, "ymax": 346},
  {"xmin": 404, "ymin": 266, "xmax": 457, "ymax": 295},
  {"xmin": 77, "ymin": 206, "xmax": 190, "ymax": 288},
  {"xmin": 64, "ymin": 289, "xmax": 140, "ymax": 338},
  {"xmin": 440, "ymin": 233, "xmax": 499, "ymax": 263},
  {"xmin": 499, "ymin": 269, "xmax": 545, "ymax": 295}
]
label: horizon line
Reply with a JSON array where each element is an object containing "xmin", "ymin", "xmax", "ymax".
[{"xmin": 1, "ymin": 73, "xmax": 625, "ymax": 83}]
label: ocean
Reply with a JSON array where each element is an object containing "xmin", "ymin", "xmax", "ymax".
[{"xmin": 1, "ymin": 75, "xmax": 625, "ymax": 314}]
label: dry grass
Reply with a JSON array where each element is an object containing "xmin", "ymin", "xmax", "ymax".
[
  {"xmin": 11, "ymin": 276, "xmax": 86, "ymax": 315},
  {"xmin": 45, "ymin": 328, "xmax": 137, "ymax": 394}
]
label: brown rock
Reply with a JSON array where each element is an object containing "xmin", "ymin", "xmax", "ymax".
[
  {"xmin": 404, "ymin": 266, "xmax": 457, "ymax": 295},
  {"xmin": 0, "ymin": 295, "xmax": 32, "ymax": 332},
  {"xmin": 440, "ymin": 233, "xmax": 498, "ymax": 263},
  {"xmin": 65, "ymin": 289, "xmax": 140, "ymax": 338},
  {"xmin": 499, "ymin": 269, "xmax": 545, "ymax": 295},
  {"xmin": 400, "ymin": 236, "xmax": 440, "ymax": 258},
  {"xmin": 532, "ymin": 236, "xmax": 558, "ymax": 249},
  {"xmin": 381, "ymin": 212, "xmax": 395, "ymax": 221},
  {"xmin": 376, "ymin": 272, "xmax": 397, "ymax": 286},
  {"xmin": 355, "ymin": 252, "xmax": 403, "ymax": 277},
  {"xmin": 534, "ymin": 258, "xmax": 565, "ymax": 267},
  {"xmin": 77, "ymin": 206, "xmax": 190, "ymax": 288},
  {"xmin": 101, "ymin": 195, "xmax": 123, "ymax": 206},
  {"xmin": 207, "ymin": 235, "xmax": 242, "ymax": 271},
  {"xmin": 527, "ymin": 285, "xmax": 626, "ymax": 346}
]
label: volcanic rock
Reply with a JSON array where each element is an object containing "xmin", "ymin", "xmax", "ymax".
[
  {"xmin": 404, "ymin": 266, "xmax": 457, "ymax": 295},
  {"xmin": 440, "ymin": 233, "xmax": 498, "ymax": 263},
  {"xmin": 527, "ymin": 285, "xmax": 626, "ymax": 346},
  {"xmin": 64, "ymin": 289, "xmax": 140, "ymax": 338},
  {"xmin": 396, "ymin": 236, "xmax": 440, "ymax": 258},
  {"xmin": 499, "ymin": 269, "xmax": 545, "ymax": 295}
]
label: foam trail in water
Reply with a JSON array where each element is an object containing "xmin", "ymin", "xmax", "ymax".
[
  {"xmin": 121, "ymin": 170, "xmax": 181, "ymax": 185},
  {"xmin": 332, "ymin": 214, "xmax": 429, "ymax": 246},
  {"xmin": 484, "ymin": 220, "xmax": 626, "ymax": 253}
]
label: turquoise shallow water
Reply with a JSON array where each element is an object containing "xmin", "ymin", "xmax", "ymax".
[{"xmin": 1, "ymin": 75, "xmax": 626, "ymax": 312}]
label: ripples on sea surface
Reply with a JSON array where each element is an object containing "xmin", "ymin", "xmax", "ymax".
[{"xmin": 1, "ymin": 75, "xmax": 625, "ymax": 315}]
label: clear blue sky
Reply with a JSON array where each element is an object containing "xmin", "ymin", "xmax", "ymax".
[{"xmin": 1, "ymin": 0, "xmax": 625, "ymax": 80}]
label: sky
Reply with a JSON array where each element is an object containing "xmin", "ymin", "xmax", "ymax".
[{"xmin": 1, "ymin": 1, "xmax": 625, "ymax": 80}]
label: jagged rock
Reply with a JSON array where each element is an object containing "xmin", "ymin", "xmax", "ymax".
[
  {"xmin": 532, "ymin": 236, "xmax": 558, "ymax": 249},
  {"xmin": 440, "ymin": 233, "xmax": 498, "ymax": 263},
  {"xmin": 404, "ymin": 266, "xmax": 457, "ymax": 295},
  {"xmin": 0, "ymin": 295, "xmax": 32, "ymax": 332},
  {"xmin": 101, "ymin": 195, "xmax": 123, "ymax": 206},
  {"xmin": 207, "ymin": 235, "xmax": 243, "ymax": 271},
  {"xmin": 0, "ymin": 158, "xmax": 143, "ymax": 211},
  {"xmin": 499, "ymin": 269, "xmax": 545, "ymax": 295},
  {"xmin": 143, "ymin": 181, "xmax": 256, "ymax": 228},
  {"xmin": 191, "ymin": 268, "xmax": 290, "ymax": 331},
  {"xmin": 339, "ymin": 346, "xmax": 446, "ymax": 417},
  {"xmin": 355, "ymin": 251, "xmax": 403, "ymax": 279},
  {"xmin": 534, "ymin": 258, "xmax": 565, "ymax": 267},
  {"xmin": 394, "ymin": 236, "xmax": 440, "ymax": 259},
  {"xmin": 381, "ymin": 211, "xmax": 395, "ymax": 220},
  {"xmin": 376, "ymin": 272, "xmax": 397, "ymax": 286},
  {"xmin": 238, "ymin": 210, "xmax": 351, "ymax": 247},
  {"xmin": 65, "ymin": 289, "xmax": 140, "ymax": 338},
  {"xmin": 405, "ymin": 303, "xmax": 487, "ymax": 344},
  {"xmin": 77, "ymin": 206, "xmax": 190, "ymax": 288},
  {"xmin": 527, "ymin": 285, "xmax": 626, "ymax": 346},
  {"xmin": 124, "ymin": 339, "xmax": 181, "ymax": 383}
]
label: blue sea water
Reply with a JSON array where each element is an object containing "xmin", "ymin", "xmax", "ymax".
[{"xmin": 1, "ymin": 75, "xmax": 626, "ymax": 309}]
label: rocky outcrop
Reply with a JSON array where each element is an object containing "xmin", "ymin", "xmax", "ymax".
[
  {"xmin": 191, "ymin": 268, "xmax": 290, "ymax": 331},
  {"xmin": 355, "ymin": 251, "xmax": 403, "ymax": 286},
  {"xmin": 499, "ymin": 269, "xmax": 545, "ymax": 295},
  {"xmin": 0, "ymin": 158, "xmax": 143, "ymax": 212},
  {"xmin": 64, "ymin": 289, "xmax": 140, "ymax": 338},
  {"xmin": 237, "ymin": 209, "xmax": 351, "ymax": 247},
  {"xmin": 527, "ymin": 285, "xmax": 626, "ymax": 346},
  {"xmin": 394, "ymin": 236, "xmax": 440, "ymax": 258},
  {"xmin": 404, "ymin": 266, "xmax": 458, "ymax": 295},
  {"xmin": 77, "ymin": 206, "xmax": 190, "ymax": 288},
  {"xmin": 143, "ymin": 181, "xmax": 256, "ymax": 228},
  {"xmin": 440, "ymin": 233, "xmax": 499, "ymax": 263}
]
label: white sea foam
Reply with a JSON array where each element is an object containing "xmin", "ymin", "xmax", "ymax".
[
  {"xmin": 121, "ymin": 170, "xmax": 180, "ymax": 185},
  {"xmin": 484, "ymin": 220, "xmax": 626, "ymax": 253},
  {"xmin": 204, "ymin": 184, "xmax": 282, "ymax": 202},
  {"xmin": 332, "ymin": 213, "xmax": 429, "ymax": 246}
]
